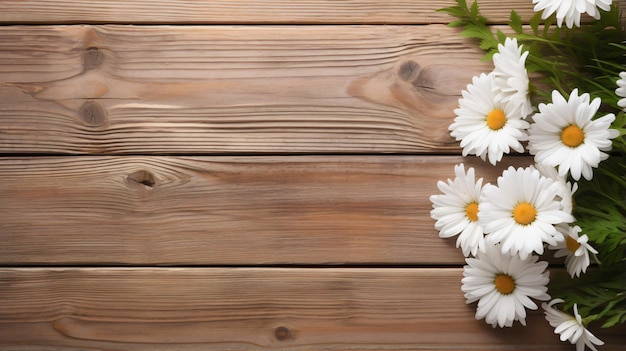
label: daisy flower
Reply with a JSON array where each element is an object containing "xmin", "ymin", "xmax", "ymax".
[
  {"xmin": 550, "ymin": 224, "xmax": 598, "ymax": 278},
  {"xmin": 480, "ymin": 166, "xmax": 574, "ymax": 260},
  {"xmin": 430, "ymin": 164, "xmax": 486, "ymax": 257},
  {"xmin": 491, "ymin": 37, "xmax": 534, "ymax": 118},
  {"xmin": 532, "ymin": 0, "xmax": 612, "ymax": 28},
  {"xmin": 543, "ymin": 299, "xmax": 604, "ymax": 351},
  {"xmin": 462, "ymin": 243, "xmax": 550, "ymax": 328},
  {"xmin": 532, "ymin": 162, "xmax": 578, "ymax": 215},
  {"xmin": 528, "ymin": 89, "xmax": 619, "ymax": 181},
  {"xmin": 449, "ymin": 73, "xmax": 529, "ymax": 165},
  {"xmin": 616, "ymin": 71, "xmax": 626, "ymax": 110}
]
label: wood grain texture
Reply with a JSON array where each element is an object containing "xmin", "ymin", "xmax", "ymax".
[
  {"xmin": 1, "ymin": 267, "xmax": 624, "ymax": 351},
  {"xmin": 0, "ymin": 24, "xmax": 493, "ymax": 154},
  {"xmin": 4, "ymin": 2, "xmax": 624, "ymax": 350},
  {"xmin": 0, "ymin": 0, "xmax": 536, "ymax": 24},
  {"xmin": 0, "ymin": 155, "xmax": 529, "ymax": 265}
]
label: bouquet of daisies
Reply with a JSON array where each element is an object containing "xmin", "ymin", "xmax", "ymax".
[{"xmin": 430, "ymin": 0, "xmax": 625, "ymax": 350}]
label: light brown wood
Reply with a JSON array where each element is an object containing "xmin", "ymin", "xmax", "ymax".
[
  {"xmin": 0, "ymin": 24, "xmax": 494, "ymax": 154},
  {"xmin": 4, "ymin": 2, "xmax": 624, "ymax": 349},
  {"xmin": 0, "ymin": 155, "xmax": 528, "ymax": 265},
  {"xmin": 0, "ymin": 0, "xmax": 536, "ymax": 24},
  {"xmin": 1, "ymin": 267, "xmax": 623, "ymax": 350}
]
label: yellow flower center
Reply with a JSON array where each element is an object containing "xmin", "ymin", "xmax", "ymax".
[
  {"xmin": 465, "ymin": 202, "xmax": 479, "ymax": 222},
  {"xmin": 494, "ymin": 274, "xmax": 515, "ymax": 294},
  {"xmin": 561, "ymin": 125, "xmax": 585, "ymax": 147},
  {"xmin": 513, "ymin": 202, "xmax": 537, "ymax": 225},
  {"xmin": 486, "ymin": 109, "xmax": 507, "ymax": 130},
  {"xmin": 566, "ymin": 235, "xmax": 581, "ymax": 253}
]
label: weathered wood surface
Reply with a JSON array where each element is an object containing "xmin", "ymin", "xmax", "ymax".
[
  {"xmin": 0, "ymin": 155, "xmax": 528, "ymax": 266},
  {"xmin": 1, "ymin": 267, "xmax": 624, "ymax": 351},
  {"xmin": 0, "ymin": 24, "xmax": 492, "ymax": 154},
  {"xmin": 0, "ymin": 0, "xmax": 536, "ymax": 24},
  {"xmin": 2, "ymin": 0, "xmax": 624, "ymax": 349}
]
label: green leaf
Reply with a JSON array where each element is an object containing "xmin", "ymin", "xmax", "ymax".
[
  {"xmin": 602, "ymin": 313, "xmax": 622, "ymax": 328},
  {"xmin": 447, "ymin": 20, "xmax": 466, "ymax": 27},
  {"xmin": 459, "ymin": 23, "xmax": 499, "ymax": 52},
  {"xmin": 481, "ymin": 48, "xmax": 498, "ymax": 61},
  {"xmin": 437, "ymin": 6, "xmax": 465, "ymax": 17},
  {"xmin": 469, "ymin": 0, "xmax": 481, "ymax": 21},
  {"xmin": 496, "ymin": 29, "xmax": 507, "ymax": 43},
  {"xmin": 509, "ymin": 10, "xmax": 523, "ymax": 34},
  {"xmin": 529, "ymin": 11, "xmax": 542, "ymax": 35}
]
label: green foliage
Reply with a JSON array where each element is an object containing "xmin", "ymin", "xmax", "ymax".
[
  {"xmin": 521, "ymin": 8, "xmax": 626, "ymax": 106},
  {"xmin": 550, "ymin": 263, "xmax": 626, "ymax": 328},
  {"xmin": 439, "ymin": 0, "xmax": 626, "ymax": 332},
  {"xmin": 509, "ymin": 10, "xmax": 523, "ymax": 34},
  {"xmin": 612, "ymin": 111, "xmax": 626, "ymax": 153},
  {"xmin": 437, "ymin": 0, "xmax": 501, "ymax": 60},
  {"xmin": 554, "ymin": 155, "xmax": 626, "ymax": 328},
  {"xmin": 574, "ymin": 156, "xmax": 626, "ymax": 261},
  {"xmin": 439, "ymin": 0, "xmax": 626, "ymax": 108}
]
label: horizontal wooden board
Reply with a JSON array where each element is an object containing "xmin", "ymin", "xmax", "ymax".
[
  {"xmin": 0, "ymin": 0, "xmax": 537, "ymax": 24},
  {"xmin": 1, "ymin": 267, "xmax": 624, "ymax": 350},
  {"xmin": 0, "ymin": 24, "xmax": 493, "ymax": 155},
  {"xmin": 0, "ymin": 155, "xmax": 530, "ymax": 265}
]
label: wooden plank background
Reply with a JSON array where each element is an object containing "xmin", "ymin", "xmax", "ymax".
[
  {"xmin": 0, "ymin": 24, "xmax": 495, "ymax": 154},
  {"xmin": 0, "ymin": 156, "xmax": 530, "ymax": 266},
  {"xmin": 0, "ymin": 0, "xmax": 536, "ymax": 24},
  {"xmin": 0, "ymin": 0, "xmax": 624, "ymax": 350}
]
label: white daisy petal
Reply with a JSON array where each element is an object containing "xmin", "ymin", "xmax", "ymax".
[
  {"xmin": 462, "ymin": 243, "xmax": 550, "ymax": 328},
  {"xmin": 528, "ymin": 89, "xmax": 619, "ymax": 180},
  {"xmin": 492, "ymin": 37, "xmax": 534, "ymax": 118},
  {"xmin": 615, "ymin": 71, "xmax": 626, "ymax": 110},
  {"xmin": 430, "ymin": 164, "xmax": 487, "ymax": 256},
  {"xmin": 533, "ymin": 0, "xmax": 614, "ymax": 28},
  {"xmin": 549, "ymin": 224, "xmax": 599, "ymax": 277},
  {"xmin": 480, "ymin": 166, "xmax": 573, "ymax": 259},
  {"xmin": 543, "ymin": 299, "xmax": 604, "ymax": 350},
  {"xmin": 449, "ymin": 73, "xmax": 529, "ymax": 165}
]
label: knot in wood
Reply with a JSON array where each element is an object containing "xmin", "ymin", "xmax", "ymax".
[
  {"xmin": 274, "ymin": 326, "xmax": 292, "ymax": 341},
  {"xmin": 398, "ymin": 60, "xmax": 420, "ymax": 82},
  {"xmin": 83, "ymin": 47, "xmax": 104, "ymax": 70},
  {"xmin": 127, "ymin": 170, "xmax": 157, "ymax": 189},
  {"xmin": 78, "ymin": 100, "xmax": 108, "ymax": 127}
]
